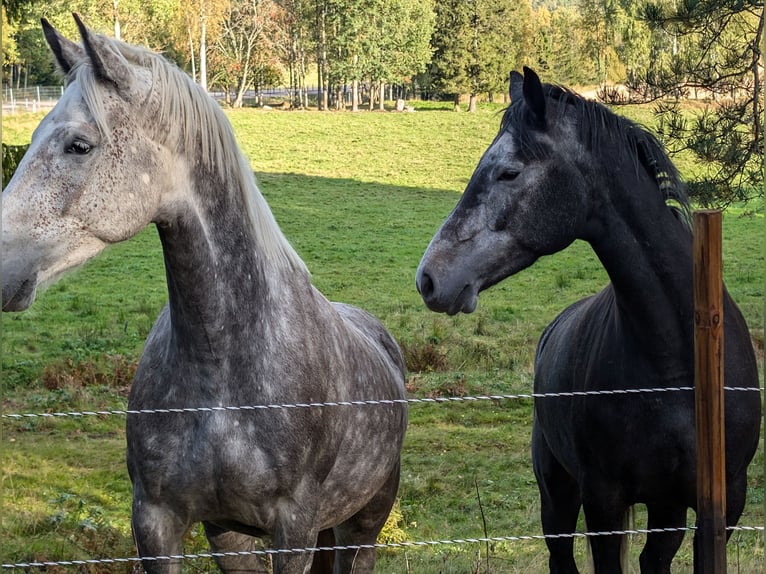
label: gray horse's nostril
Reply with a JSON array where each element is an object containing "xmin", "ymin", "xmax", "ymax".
[{"xmin": 417, "ymin": 270, "xmax": 435, "ymax": 300}]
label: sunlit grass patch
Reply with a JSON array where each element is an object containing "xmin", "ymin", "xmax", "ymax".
[{"xmin": 2, "ymin": 104, "xmax": 763, "ymax": 572}]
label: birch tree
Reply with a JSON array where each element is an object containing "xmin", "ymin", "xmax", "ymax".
[{"xmin": 214, "ymin": 0, "xmax": 286, "ymax": 107}]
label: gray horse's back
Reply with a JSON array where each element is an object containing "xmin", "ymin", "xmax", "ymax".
[{"xmin": 332, "ymin": 301, "xmax": 407, "ymax": 383}]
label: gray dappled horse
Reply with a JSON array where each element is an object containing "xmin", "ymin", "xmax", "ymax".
[
  {"xmin": 416, "ymin": 67, "xmax": 760, "ymax": 573},
  {"xmin": 2, "ymin": 16, "xmax": 407, "ymax": 574}
]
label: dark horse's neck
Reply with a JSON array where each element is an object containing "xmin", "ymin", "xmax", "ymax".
[
  {"xmin": 155, "ymin": 163, "xmax": 307, "ymax": 361},
  {"xmin": 586, "ymin": 167, "xmax": 694, "ymax": 362}
]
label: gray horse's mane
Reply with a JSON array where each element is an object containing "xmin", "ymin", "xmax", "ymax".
[
  {"xmin": 504, "ymin": 84, "xmax": 691, "ymax": 227},
  {"xmin": 69, "ymin": 36, "xmax": 308, "ymax": 274}
]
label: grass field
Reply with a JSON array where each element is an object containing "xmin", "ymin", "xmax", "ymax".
[{"xmin": 2, "ymin": 100, "xmax": 764, "ymax": 573}]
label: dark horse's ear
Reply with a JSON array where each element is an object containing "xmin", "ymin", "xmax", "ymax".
[
  {"xmin": 509, "ymin": 70, "xmax": 523, "ymax": 103},
  {"xmin": 522, "ymin": 66, "xmax": 546, "ymax": 127},
  {"xmin": 41, "ymin": 17, "xmax": 84, "ymax": 76}
]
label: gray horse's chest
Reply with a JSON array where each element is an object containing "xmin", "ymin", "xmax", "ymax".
[{"xmin": 126, "ymin": 303, "xmax": 406, "ymax": 529}]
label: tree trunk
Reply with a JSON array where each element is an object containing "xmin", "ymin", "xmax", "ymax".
[
  {"xmin": 232, "ymin": 64, "xmax": 254, "ymax": 108},
  {"xmin": 369, "ymin": 82, "xmax": 375, "ymax": 111},
  {"xmin": 752, "ymin": 7, "xmax": 763, "ymax": 144},
  {"xmin": 187, "ymin": 26, "xmax": 196, "ymax": 82},
  {"xmin": 200, "ymin": 2, "xmax": 208, "ymax": 91},
  {"xmin": 352, "ymin": 79, "xmax": 359, "ymax": 112},
  {"xmin": 316, "ymin": 0, "xmax": 328, "ymax": 110},
  {"xmin": 453, "ymin": 93, "xmax": 461, "ymax": 112},
  {"xmin": 113, "ymin": 0, "xmax": 121, "ymax": 39},
  {"xmin": 378, "ymin": 81, "xmax": 385, "ymax": 111},
  {"xmin": 468, "ymin": 93, "xmax": 477, "ymax": 112},
  {"xmin": 234, "ymin": 57, "xmax": 251, "ymax": 108}
]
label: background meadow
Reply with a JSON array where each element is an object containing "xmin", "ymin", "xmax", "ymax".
[{"xmin": 2, "ymin": 101, "xmax": 764, "ymax": 572}]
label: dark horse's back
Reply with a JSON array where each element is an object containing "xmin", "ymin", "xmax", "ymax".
[{"xmin": 533, "ymin": 283, "xmax": 759, "ymax": 544}]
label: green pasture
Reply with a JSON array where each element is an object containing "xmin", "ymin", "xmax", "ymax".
[{"xmin": 2, "ymin": 101, "xmax": 763, "ymax": 572}]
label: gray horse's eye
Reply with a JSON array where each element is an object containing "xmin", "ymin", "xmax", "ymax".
[
  {"xmin": 66, "ymin": 140, "xmax": 92, "ymax": 155},
  {"xmin": 497, "ymin": 170, "xmax": 520, "ymax": 182}
]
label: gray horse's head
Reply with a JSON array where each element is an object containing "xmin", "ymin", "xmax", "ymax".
[
  {"xmin": 2, "ymin": 15, "xmax": 301, "ymax": 312},
  {"xmin": 2, "ymin": 16, "xmax": 170, "ymax": 311},
  {"xmin": 416, "ymin": 68, "xmax": 590, "ymax": 315}
]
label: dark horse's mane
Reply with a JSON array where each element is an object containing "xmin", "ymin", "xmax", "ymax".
[{"xmin": 502, "ymin": 83, "xmax": 691, "ymax": 227}]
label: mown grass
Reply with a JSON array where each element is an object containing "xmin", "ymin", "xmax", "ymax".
[{"xmin": 2, "ymin": 101, "xmax": 763, "ymax": 573}]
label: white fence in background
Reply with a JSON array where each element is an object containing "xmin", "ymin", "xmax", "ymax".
[
  {"xmin": 3, "ymin": 85, "xmax": 64, "ymax": 113},
  {"xmin": 3, "ymin": 85, "xmax": 409, "ymax": 114}
]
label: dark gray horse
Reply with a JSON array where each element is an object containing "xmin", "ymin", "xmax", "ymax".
[
  {"xmin": 2, "ymin": 16, "xmax": 407, "ymax": 574},
  {"xmin": 416, "ymin": 67, "xmax": 760, "ymax": 573}
]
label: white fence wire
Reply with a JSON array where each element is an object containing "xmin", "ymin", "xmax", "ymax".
[
  {"xmin": 3, "ymin": 384, "xmax": 764, "ymax": 569},
  {"xmin": 2, "ymin": 526, "xmax": 764, "ymax": 569},
  {"xmin": 2, "ymin": 385, "xmax": 762, "ymax": 421}
]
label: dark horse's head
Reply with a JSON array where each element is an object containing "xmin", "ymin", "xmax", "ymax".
[{"xmin": 416, "ymin": 67, "xmax": 686, "ymax": 315}]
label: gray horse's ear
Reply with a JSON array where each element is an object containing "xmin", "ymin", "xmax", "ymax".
[
  {"xmin": 41, "ymin": 18, "xmax": 84, "ymax": 76},
  {"xmin": 522, "ymin": 66, "xmax": 546, "ymax": 127},
  {"xmin": 73, "ymin": 13, "xmax": 133, "ymax": 92},
  {"xmin": 509, "ymin": 70, "xmax": 523, "ymax": 103}
]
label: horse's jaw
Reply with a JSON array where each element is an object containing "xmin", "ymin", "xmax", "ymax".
[
  {"xmin": 1, "ymin": 225, "xmax": 108, "ymax": 312},
  {"xmin": 1, "ymin": 236, "xmax": 40, "ymax": 311}
]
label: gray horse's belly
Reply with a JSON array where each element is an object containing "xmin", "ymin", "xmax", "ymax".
[{"xmin": 127, "ymin": 390, "xmax": 405, "ymax": 528}]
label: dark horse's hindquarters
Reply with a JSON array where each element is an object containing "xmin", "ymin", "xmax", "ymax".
[{"xmin": 416, "ymin": 67, "xmax": 760, "ymax": 574}]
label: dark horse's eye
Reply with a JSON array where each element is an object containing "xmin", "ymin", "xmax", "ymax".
[
  {"xmin": 67, "ymin": 140, "xmax": 92, "ymax": 155},
  {"xmin": 497, "ymin": 170, "xmax": 520, "ymax": 182}
]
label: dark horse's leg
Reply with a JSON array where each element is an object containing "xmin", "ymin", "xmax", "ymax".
[
  {"xmin": 638, "ymin": 503, "xmax": 686, "ymax": 574},
  {"xmin": 691, "ymin": 472, "xmax": 749, "ymax": 574},
  {"xmin": 580, "ymin": 478, "xmax": 628, "ymax": 574},
  {"xmin": 532, "ymin": 423, "xmax": 581, "ymax": 574},
  {"xmin": 202, "ymin": 522, "xmax": 271, "ymax": 573},
  {"xmin": 311, "ymin": 530, "xmax": 336, "ymax": 573},
  {"xmin": 331, "ymin": 459, "xmax": 401, "ymax": 573}
]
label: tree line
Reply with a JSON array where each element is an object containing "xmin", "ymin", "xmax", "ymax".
[{"xmin": 2, "ymin": 0, "xmax": 762, "ymax": 203}]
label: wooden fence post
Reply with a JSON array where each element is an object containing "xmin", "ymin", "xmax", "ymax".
[{"xmin": 693, "ymin": 209, "xmax": 727, "ymax": 573}]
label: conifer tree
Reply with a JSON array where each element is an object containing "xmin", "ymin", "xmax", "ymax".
[{"xmin": 640, "ymin": 0, "xmax": 763, "ymax": 204}]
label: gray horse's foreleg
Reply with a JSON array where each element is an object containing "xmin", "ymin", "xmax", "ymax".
[
  {"xmin": 203, "ymin": 522, "xmax": 271, "ymax": 573},
  {"xmin": 269, "ymin": 512, "xmax": 322, "ymax": 574},
  {"xmin": 131, "ymin": 503, "xmax": 188, "ymax": 574},
  {"xmin": 331, "ymin": 459, "xmax": 401, "ymax": 573}
]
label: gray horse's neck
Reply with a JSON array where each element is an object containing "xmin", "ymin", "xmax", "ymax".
[
  {"xmin": 155, "ymin": 170, "xmax": 308, "ymax": 361},
  {"xmin": 586, "ymin": 173, "xmax": 694, "ymax": 360}
]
